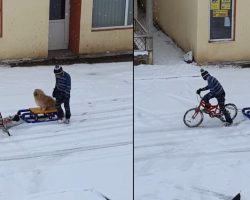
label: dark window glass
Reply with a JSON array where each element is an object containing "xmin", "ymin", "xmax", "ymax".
[
  {"xmin": 49, "ymin": 0, "xmax": 65, "ymax": 20},
  {"xmin": 92, "ymin": 0, "xmax": 126, "ymax": 28},
  {"xmin": 210, "ymin": 0, "xmax": 234, "ymax": 40}
]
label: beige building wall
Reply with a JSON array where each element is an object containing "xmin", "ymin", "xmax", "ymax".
[
  {"xmin": 154, "ymin": 0, "xmax": 198, "ymax": 57},
  {"xmin": 196, "ymin": 0, "xmax": 250, "ymax": 64},
  {"xmin": 0, "ymin": 0, "xmax": 132, "ymax": 60},
  {"xmin": 78, "ymin": 0, "xmax": 133, "ymax": 54},
  {"xmin": 0, "ymin": 0, "xmax": 49, "ymax": 60}
]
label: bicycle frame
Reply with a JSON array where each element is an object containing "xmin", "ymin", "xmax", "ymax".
[
  {"xmin": 192, "ymin": 95, "xmax": 221, "ymax": 118},
  {"xmin": 184, "ymin": 94, "xmax": 237, "ymax": 127}
]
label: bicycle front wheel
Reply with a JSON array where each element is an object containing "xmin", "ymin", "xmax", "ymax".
[{"xmin": 183, "ymin": 108, "xmax": 204, "ymax": 128}]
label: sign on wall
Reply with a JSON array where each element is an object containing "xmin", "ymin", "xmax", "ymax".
[
  {"xmin": 209, "ymin": 0, "xmax": 235, "ymax": 41},
  {"xmin": 210, "ymin": 0, "xmax": 220, "ymax": 10},
  {"xmin": 213, "ymin": 10, "xmax": 228, "ymax": 17},
  {"xmin": 221, "ymin": 0, "xmax": 231, "ymax": 9}
]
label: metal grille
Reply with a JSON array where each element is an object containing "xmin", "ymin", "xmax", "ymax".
[{"xmin": 134, "ymin": 19, "xmax": 153, "ymax": 51}]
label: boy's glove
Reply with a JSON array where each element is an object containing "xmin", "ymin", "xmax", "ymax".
[
  {"xmin": 52, "ymin": 87, "xmax": 59, "ymax": 98},
  {"xmin": 196, "ymin": 88, "xmax": 202, "ymax": 95}
]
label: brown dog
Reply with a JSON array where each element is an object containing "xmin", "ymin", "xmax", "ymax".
[{"xmin": 33, "ymin": 89, "xmax": 56, "ymax": 110}]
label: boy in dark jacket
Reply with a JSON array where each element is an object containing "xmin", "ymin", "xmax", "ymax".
[
  {"xmin": 196, "ymin": 69, "xmax": 233, "ymax": 126},
  {"xmin": 53, "ymin": 65, "xmax": 71, "ymax": 124}
]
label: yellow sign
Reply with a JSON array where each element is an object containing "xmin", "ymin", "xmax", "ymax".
[
  {"xmin": 221, "ymin": 0, "xmax": 231, "ymax": 9},
  {"xmin": 211, "ymin": 0, "xmax": 220, "ymax": 10},
  {"xmin": 213, "ymin": 10, "xmax": 228, "ymax": 17}
]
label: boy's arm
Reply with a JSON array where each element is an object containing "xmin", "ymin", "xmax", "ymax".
[
  {"xmin": 196, "ymin": 85, "xmax": 209, "ymax": 94},
  {"xmin": 200, "ymin": 85, "xmax": 209, "ymax": 91}
]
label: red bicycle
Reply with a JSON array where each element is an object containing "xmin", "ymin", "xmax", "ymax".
[{"xmin": 183, "ymin": 95, "xmax": 237, "ymax": 127}]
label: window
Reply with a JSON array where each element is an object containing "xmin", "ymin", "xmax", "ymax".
[
  {"xmin": 209, "ymin": 0, "xmax": 236, "ymax": 41},
  {"xmin": 92, "ymin": 0, "xmax": 133, "ymax": 28},
  {"xmin": 49, "ymin": 0, "xmax": 66, "ymax": 20},
  {"xmin": 0, "ymin": 0, "xmax": 2, "ymax": 37}
]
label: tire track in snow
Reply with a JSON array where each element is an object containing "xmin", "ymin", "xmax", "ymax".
[
  {"xmin": 135, "ymin": 142, "xmax": 250, "ymax": 163},
  {"xmin": 135, "ymin": 107, "xmax": 250, "ymax": 165},
  {"xmin": 0, "ymin": 141, "xmax": 131, "ymax": 162},
  {"xmin": 0, "ymin": 122, "xmax": 132, "ymax": 156},
  {"xmin": 1, "ymin": 103, "xmax": 132, "ymax": 141},
  {"xmin": 0, "ymin": 97, "xmax": 132, "ymax": 163},
  {"xmin": 134, "ymin": 75, "xmax": 199, "ymax": 81}
]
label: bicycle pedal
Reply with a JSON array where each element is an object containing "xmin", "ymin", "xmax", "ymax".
[{"xmin": 202, "ymin": 109, "xmax": 209, "ymax": 114}]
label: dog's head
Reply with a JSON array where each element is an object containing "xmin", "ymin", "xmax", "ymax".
[{"xmin": 33, "ymin": 89, "xmax": 45, "ymax": 98}]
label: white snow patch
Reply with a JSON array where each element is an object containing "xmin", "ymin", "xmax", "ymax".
[
  {"xmin": 135, "ymin": 27, "xmax": 249, "ymax": 200},
  {"xmin": 0, "ymin": 62, "xmax": 133, "ymax": 200}
]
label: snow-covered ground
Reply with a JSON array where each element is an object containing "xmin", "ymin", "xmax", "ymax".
[
  {"xmin": 135, "ymin": 28, "xmax": 250, "ymax": 199},
  {"xmin": 0, "ymin": 62, "xmax": 133, "ymax": 200}
]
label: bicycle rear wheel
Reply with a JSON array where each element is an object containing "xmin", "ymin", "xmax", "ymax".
[
  {"xmin": 219, "ymin": 103, "xmax": 238, "ymax": 122},
  {"xmin": 183, "ymin": 108, "xmax": 204, "ymax": 127}
]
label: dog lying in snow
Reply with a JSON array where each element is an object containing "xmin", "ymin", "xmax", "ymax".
[{"xmin": 33, "ymin": 89, "xmax": 56, "ymax": 111}]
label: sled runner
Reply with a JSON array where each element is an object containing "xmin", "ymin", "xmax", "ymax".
[
  {"xmin": 17, "ymin": 107, "xmax": 58, "ymax": 123},
  {"xmin": 0, "ymin": 108, "xmax": 58, "ymax": 135},
  {"xmin": 242, "ymin": 107, "xmax": 250, "ymax": 119},
  {"xmin": 232, "ymin": 193, "xmax": 240, "ymax": 200}
]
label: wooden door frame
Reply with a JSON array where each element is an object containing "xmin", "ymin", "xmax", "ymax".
[
  {"xmin": 69, "ymin": 0, "xmax": 81, "ymax": 53},
  {"xmin": 0, "ymin": 0, "xmax": 2, "ymax": 37}
]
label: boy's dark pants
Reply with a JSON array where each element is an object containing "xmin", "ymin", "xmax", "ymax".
[
  {"xmin": 55, "ymin": 97, "xmax": 71, "ymax": 120},
  {"xmin": 203, "ymin": 92, "xmax": 232, "ymax": 123}
]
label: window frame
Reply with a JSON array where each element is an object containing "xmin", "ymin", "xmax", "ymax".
[
  {"xmin": 0, "ymin": 0, "xmax": 2, "ymax": 37},
  {"xmin": 91, "ymin": 0, "xmax": 133, "ymax": 31},
  {"xmin": 208, "ymin": 0, "xmax": 236, "ymax": 42}
]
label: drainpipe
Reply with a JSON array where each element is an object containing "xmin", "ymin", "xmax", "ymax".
[
  {"xmin": 146, "ymin": 0, "xmax": 153, "ymax": 64},
  {"xmin": 134, "ymin": 0, "xmax": 138, "ymax": 19}
]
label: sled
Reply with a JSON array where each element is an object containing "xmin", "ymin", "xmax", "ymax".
[
  {"xmin": 17, "ymin": 107, "xmax": 58, "ymax": 123},
  {"xmin": 242, "ymin": 107, "xmax": 250, "ymax": 119}
]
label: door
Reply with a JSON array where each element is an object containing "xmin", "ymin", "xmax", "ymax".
[{"xmin": 48, "ymin": 0, "xmax": 70, "ymax": 50}]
